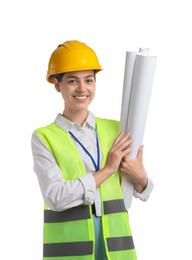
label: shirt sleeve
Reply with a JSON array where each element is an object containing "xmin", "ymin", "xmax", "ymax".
[
  {"xmin": 31, "ymin": 132, "xmax": 96, "ymax": 211},
  {"xmin": 133, "ymin": 177, "xmax": 154, "ymax": 201}
]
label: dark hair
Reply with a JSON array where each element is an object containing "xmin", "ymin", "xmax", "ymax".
[
  {"xmin": 52, "ymin": 73, "xmax": 65, "ymax": 83},
  {"xmin": 51, "ymin": 70, "xmax": 97, "ymax": 83}
]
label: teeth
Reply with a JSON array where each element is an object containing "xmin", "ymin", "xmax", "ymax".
[{"xmin": 75, "ymin": 96, "xmax": 87, "ymax": 100}]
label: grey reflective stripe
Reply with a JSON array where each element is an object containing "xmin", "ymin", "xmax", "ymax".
[
  {"xmin": 107, "ymin": 236, "xmax": 135, "ymax": 251},
  {"xmin": 104, "ymin": 199, "xmax": 127, "ymax": 214},
  {"xmin": 44, "ymin": 205, "xmax": 90, "ymax": 223},
  {"xmin": 43, "ymin": 241, "xmax": 93, "ymax": 257}
]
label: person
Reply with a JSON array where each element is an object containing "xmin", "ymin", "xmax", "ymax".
[{"xmin": 31, "ymin": 40, "xmax": 154, "ymax": 260}]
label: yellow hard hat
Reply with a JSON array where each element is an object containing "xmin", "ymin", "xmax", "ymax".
[{"xmin": 46, "ymin": 40, "xmax": 102, "ymax": 83}]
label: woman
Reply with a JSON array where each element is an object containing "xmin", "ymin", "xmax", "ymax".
[{"xmin": 31, "ymin": 40, "xmax": 153, "ymax": 260}]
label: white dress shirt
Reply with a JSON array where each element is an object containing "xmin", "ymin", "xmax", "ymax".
[{"xmin": 31, "ymin": 112, "xmax": 154, "ymax": 216}]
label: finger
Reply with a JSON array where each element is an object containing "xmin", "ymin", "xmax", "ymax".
[
  {"xmin": 113, "ymin": 132, "xmax": 125, "ymax": 146},
  {"xmin": 119, "ymin": 135, "xmax": 132, "ymax": 149},
  {"xmin": 116, "ymin": 132, "xmax": 131, "ymax": 142},
  {"xmin": 115, "ymin": 133, "xmax": 132, "ymax": 149},
  {"xmin": 122, "ymin": 154, "xmax": 129, "ymax": 162},
  {"xmin": 137, "ymin": 145, "xmax": 144, "ymax": 160},
  {"xmin": 121, "ymin": 146, "xmax": 132, "ymax": 157}
]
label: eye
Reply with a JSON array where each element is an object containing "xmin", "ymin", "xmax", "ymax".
[
  {"xmin": 67, "ymin": 79, "xmax": 77, "ymax": 85},
  {"xmin": 86, "ymin": 78, "xmax": 94, "ymax": 84}
]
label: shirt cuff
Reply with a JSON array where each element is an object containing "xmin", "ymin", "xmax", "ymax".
[
  {"xmin": 133, "ymin": 177, "xmax": 154, "ymax": 201},
  {"xmin": 78, "ymin": 174, "xmax": 96, "ymax": 205}
]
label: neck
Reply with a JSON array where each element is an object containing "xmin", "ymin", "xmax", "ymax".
[{"xmin": 63, "ymin": 108, "xmax": 89, "ymax": 126}]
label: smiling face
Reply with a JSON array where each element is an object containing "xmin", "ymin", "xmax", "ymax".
[{"xmin": 54, "ymin": 70, "xmax": 96, "ymax": 120}]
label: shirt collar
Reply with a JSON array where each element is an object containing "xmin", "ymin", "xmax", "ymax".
[{"xmin": 54, "ymin": 111, "xmax": 96, "ymax": 132}]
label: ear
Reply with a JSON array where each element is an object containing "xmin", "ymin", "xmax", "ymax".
[
  {"xmin": 53, "ymin": 78, "xmax": 61, "ymax": 92},
  {"xmin": 54, "ymin": 83, "xmax": 60, "ymax": 92}
]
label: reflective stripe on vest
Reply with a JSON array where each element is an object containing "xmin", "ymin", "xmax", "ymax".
[
  {"xmin": 43, "ymin": 237, "xmax": 134, "ymax": 258},
  {"xmin": 44, "ymin": 199, "xmax": 126, "ymax": 223},
  {"xmin": 107, "ymin": 236, "xmax": 134, "ymax": 251},
  {"xmin": 35, "ymin": 117, "xmax": 137, "ymax": 259},
  {"xmin": 44, "ymin": 205, "xmax": 91, "ymax": 223},
  {"xmin": 43, "ymin": 241, "xmax": 93, "ymax": 257},
  {"xmin": 103, "ymin": 198, "xmax": 126, "ymax": 214}
]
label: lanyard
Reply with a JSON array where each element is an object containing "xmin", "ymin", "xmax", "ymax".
[{"xmin": 69, "ymin": 131, "xmax": 100, "ymax": 172}]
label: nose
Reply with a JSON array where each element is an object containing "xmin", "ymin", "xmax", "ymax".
[{"xmin": 76, "ymin": 81, "xmax": 86, "ymax": 92}]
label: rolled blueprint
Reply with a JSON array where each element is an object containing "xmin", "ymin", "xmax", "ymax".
[{"xmin": 120, "ymin": 49, "xmax": 157, "ymax": 209}]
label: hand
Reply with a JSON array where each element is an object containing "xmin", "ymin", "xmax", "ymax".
[
  {"xmin": 104, "ymin": 132, "xmax": 132, "ymax": 174},
  {"xmin": 119, "ymin": 145, "xmax": 148, "ymax": 192}
]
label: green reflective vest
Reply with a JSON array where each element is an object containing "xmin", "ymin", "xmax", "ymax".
[{"xmin": 35, "ymin": 117, "xmax": 137, "ymax": 260}]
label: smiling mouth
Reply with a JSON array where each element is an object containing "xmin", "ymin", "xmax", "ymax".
[{"xmin": 74, "ymin": 96, "xmax": 88, "ymax": 100}]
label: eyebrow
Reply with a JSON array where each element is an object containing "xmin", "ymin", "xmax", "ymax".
[{"xmin": 66, "ymin": 75, "xmax": 94, "ymax": 79}]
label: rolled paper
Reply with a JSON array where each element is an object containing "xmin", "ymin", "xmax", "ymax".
[
  {"xmin": 120, "ymin": 48, "xmax": 150, "ymax": 132},
  {"xmin": 120, "ymin": 51, "xmax": 137, "ymax": 132},
  {"xmin": 120, "ymin": 49, "xmax": 157, "ymax": 209}
]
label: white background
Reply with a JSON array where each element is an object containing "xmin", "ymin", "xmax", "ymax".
[{"xmin": 1, "ymin": 0, "xmax": 192, "ymax": 259}]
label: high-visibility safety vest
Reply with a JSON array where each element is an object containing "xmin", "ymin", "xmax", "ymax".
[{"xmin": 35, "ymin": 117, "xmax": 137, "ymax": 260}]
